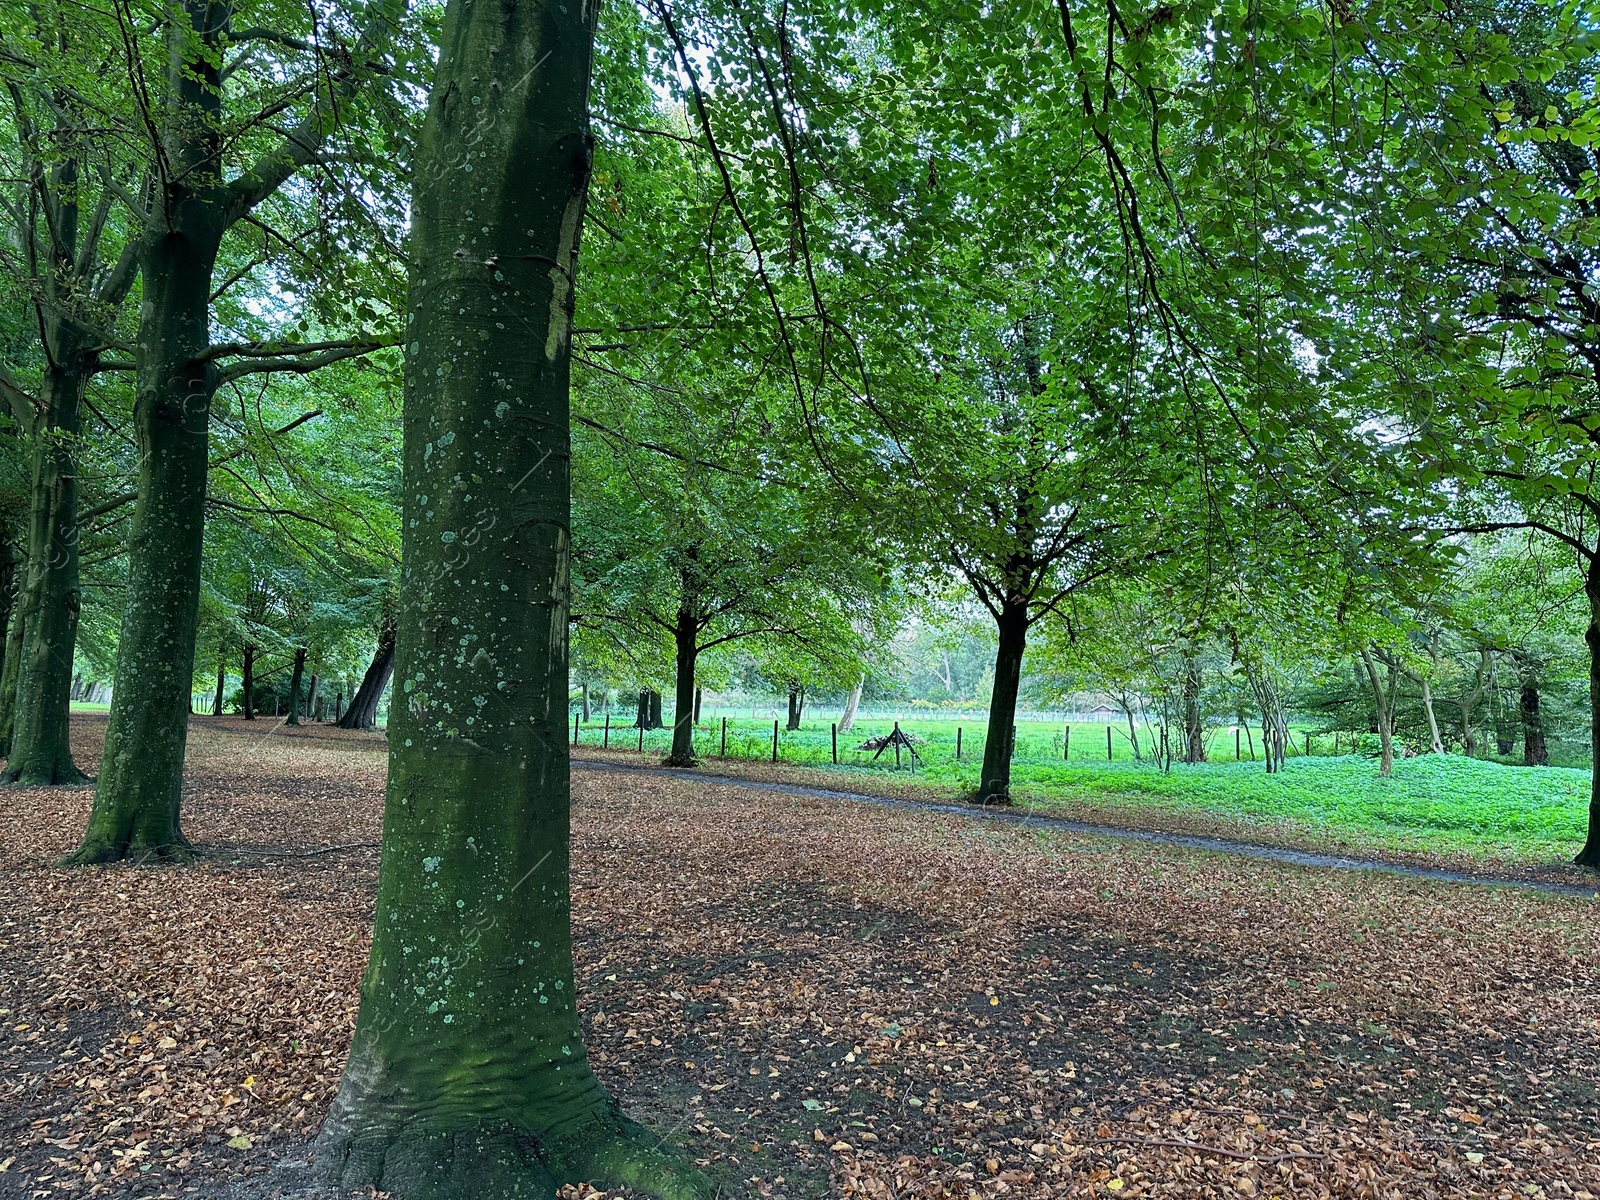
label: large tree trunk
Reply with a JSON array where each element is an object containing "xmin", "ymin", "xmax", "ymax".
[
  {"xmin": 337, "ymin": 620, "xmax": 396, "ymax": 730},
  {"xmin": 213, "ymin": 650, "xmax": 226, "ymax": 717},
  {"xmin": 786, "ymin": 684, "xmax": 803, "ymax": 730},
  {"xmin": 5, "ymin": 349, "xmax": 91, "ymax": 785},
  {"xmin": 977, "ymin": 599, "xmax": 1028, "ymax": 805},
  {"xmin": 665, "ymin": 609, "xmax": 698, "ymax": 766},
  {"xmin": 286, "ymin": 647, "xmax": 307, "ymax": 725},
  {"xmin": 1181, "ymin": 655, "xmax": 1205, "ymax": 763},
  {"xmin": 838, "ymin": 675, "xmax": 863, "ymax": 733},
  {"xmin": 307, "ymin": 672, "xmax": 320, "ymax": 720},
  {"xmin": 314, "ymin": 6, "xmax": 704, "ymax": 1194},
  {"xmin": 67, "ymin": 69, "xmax": 225, "ymax": 862},
  {"xmin": 1578, "ymin": 571, "xmax": 1600, "ymax": 868},
  {"xmin": 648, "ymin": 688, "xmax": 663, "ymax": 730}
]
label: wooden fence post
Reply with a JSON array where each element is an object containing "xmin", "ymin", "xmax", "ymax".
[
  {"xmin": 1236, "ymin": 727, "xmax": 1241, "ymax": 760},
  {"xmin": 573, "ymin": 712, "xmax": 579, "ymax": 746},
  {"xmin": 1107, "ymin": 725, "xmax": 1112, "ymax": 760},
  {"xmin": 772, "ymin": 719, "xmax": 779, "ymax": 763},
  {"xmin": 831, "ymin": 722, "xmax": 838, "ymax": 764},
  {"xmin": 638, "ymin": 723, "xmax": 644, "ymax": 753},
  {"xmin": 721, "ymin": 716, "xmax": 727, "ymax": 757},
  {"xmin": 956, "ymin": 727, "xmax": 962, "ymax": 761},
  {"xmin": 603, "ymin": 713, "xmax": 610, "ymax": 748},
  {"xmin": 1064, "ymin": 723, "xmax": 1070, "ymax": 761}
]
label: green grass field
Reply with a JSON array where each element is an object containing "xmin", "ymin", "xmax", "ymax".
[{"xmin": 577, "ymin": 711, "xmax": 1593, "ymax": 865}]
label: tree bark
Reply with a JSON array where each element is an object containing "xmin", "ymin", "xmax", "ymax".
[
  {"xmin": 693, "ymin": 685, "xmax": 702, "ymax": 725},
  {"xmin": 977, "ymin": 599, "xmax": 1028, "ymax": 805},
  {"xmin": 1578, "ymin": 569, "xmax": 1600, "ymax": 867},
  {"xmin": 1489, "ymin": 651, "xmax": 1515, "ymax": 755},
  {"xmin": 648, "ymin": 688, "xmax": 663, "ymax": 730},
  {"xmin": 786, "ymin": 685, "xmax": 803, "ymax": 731},
  {"xmin": 665, "ymin": 609, "xmax": 698, "ymax": 766},
  {"xmin": 213, "ymin": 650, "xmax": 226, "ymax": 717},
  {"xmin": 1181, "ymin": 655, "xmax": 1205, "ymax": 763},
  {"xmin": 314, "ymin": 4, "xmax": 705, "ymax": 1193},
  {"xmin": 67, "ymin": 4, "xmax": 228, "ymax": 863},
  {"xmin": 1360, "ymin": 649, "xmax": 1396, "ymax": 777},
  {"xmin": 1519, "ymin": 676, "xmax": 1548, "ymax": 767},
  {"xmin": 337, "ymin": 620, "xmax": 396, "ymax": 730},
  {"xmin": 838, "ymin": 675, "xmax": 863, "ymax": 733},
  {"xmin": 67, "ymin": 0, "xmax": 398, "ymax": 863},
  {"xmin": 0, "ymin": 566, "xmax": 24, "ymax": 757},
  {"xmin": 307, "ymin": 672, "xmax": 320, "ymax": 720},
  {"xmin": 241, "ymin": 644, "xmax": 257, "ymax": 720},
  {"xmin": 5, "ymin": 348, "xmax": 91, "ymax": 785},
  {"xmin": 286, "ymin": 647, "xmax": 308, "ymax": 725},
  {"xmin": 1417, "ymin": 674, "xmax": 1444, "ymax": 754}
]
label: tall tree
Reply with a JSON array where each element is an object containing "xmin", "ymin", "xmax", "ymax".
[
  {"xmin": 315, "ymin": 0, "xmax": 706, "ymax": 1193},
  {"xmin": 67, "ymin": 0, "xmax": 405, "ymax": 862}
]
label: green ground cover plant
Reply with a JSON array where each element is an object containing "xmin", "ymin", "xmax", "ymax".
[{"xmin": 582, "ymin": 713, "xmax": 1590, "ymax": 864}]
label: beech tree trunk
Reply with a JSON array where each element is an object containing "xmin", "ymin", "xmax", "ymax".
[
  {"xmin": 213, "ymin": 652, "xmax": 226, "ymax": 717},
  {"xmin": 5, "ymin": 348, "xmax": 91, "ymax": 785},
  {"xmin": 977, "ymin": 599, "xmax": 1028, "ymax": 805},
  {"xmin": 649, "ymin": 689, "xmax": 663, "ymax": 730},
  {"xmin": 286, "ymin": 647, "xmax": 307, "ymax": 725},
  {"xmin": 838, "ymin": 675, "xmax": 863, "ymax": 733},
  {"xmin": 307, "ymin": 672, "xmax": 320, "ymax": 720},
  {"xmin": 0, "ymin": 575, "xmax": 24, "ymax": 757},
  {"xmin": 67, "ymin": 0, "xmax": 399, "ymax": 864},
  {"xmin": 1578, "ymin": 571, "xmax": 1600, "ymax": 868},
  {"xmin": 693, "ymin": 685, "xmax": 702, "ymax": 725},
  {"xmin": 67, "ymin": 5, "xmax": 229, "ymax": 862},
  {"xmin": 1181, "ymin": 656, "xmax": 1205, "ymax": 763},
  {"xmin": 1418, "ymin": 676, "xmax": 1443, "ymax": 754},
  {"xmin": 666, "ymin": 610, "xmax": 698, "ymax": 766},
  {"xmin": 241, "ymin": 644, "xmax": 257, "ymax": 720},
  {"xmin": 315, "ymin": 5, "xmax": 705, "ymax": 1194},
  {"xmin": 786, "ymin": 685, "xmax": 803, "ymax": 730},
  {"xmin": 1360, "ymin": 649, "xmax": 1396, "ymax": 777},
  {"xmin": 337, "ymin": 621, "xmax": 396, "ymax": 730},
  {"xmin": 1520, "ymin": 679, "xmax": 1548, "ymax": 767}
]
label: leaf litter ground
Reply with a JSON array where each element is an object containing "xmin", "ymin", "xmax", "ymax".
[{"xmin": 1, "ymin": 717, "xmax": 1597, "ymax": 1200}]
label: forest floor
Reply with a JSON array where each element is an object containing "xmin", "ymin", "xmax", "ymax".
[{"xmin": 3, "ymin": 716, "xmax": 1600, "ymax": 1200}]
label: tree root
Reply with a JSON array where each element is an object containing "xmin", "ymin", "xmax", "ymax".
[
  {"xmin": 316, "ymin": 1107, "xmax": 711, "ymax": 1200},
  {"xmin": 60, "ymin": 833, "xmax": 195, "ymax": 867}
]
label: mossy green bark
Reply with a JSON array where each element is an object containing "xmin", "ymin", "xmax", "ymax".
[
  {"xmin": 67, "ymin": 229, "xmax": 218, "ymax": 863},
  {"xmin": 315, "ymin": 1, "xmax": 708, "ymax": 1195},
  {"xmin": 6, "ymin": 352, "xmax": 91, "ymax": 786}
]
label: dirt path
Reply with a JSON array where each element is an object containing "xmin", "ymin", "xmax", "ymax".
[
  {"xmin": 2, "ymin": 718, "xmax": 1598, "ymax": 1200},
  {"xmin": 575, "ymin": 757, "xmax": 1600, "ymax": 900}
]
